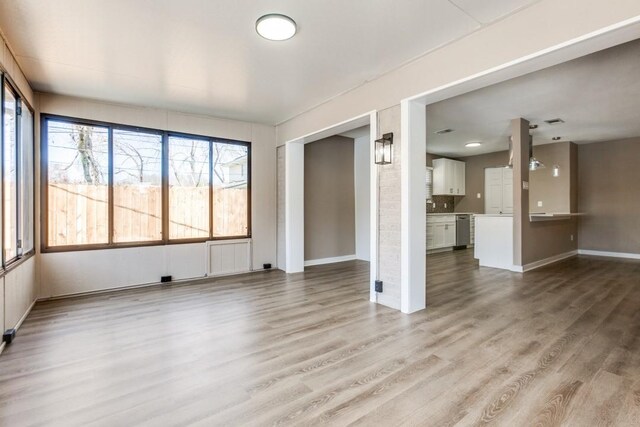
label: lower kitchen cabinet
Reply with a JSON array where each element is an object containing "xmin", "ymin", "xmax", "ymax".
[{"xmin": 426, "ymin": 215, "xmax": 456, "ymax": 250}]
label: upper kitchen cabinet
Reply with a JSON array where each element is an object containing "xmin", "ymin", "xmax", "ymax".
[{"xmin": 433, "ymin": 158, "xmax": 465, "ymax": 196}]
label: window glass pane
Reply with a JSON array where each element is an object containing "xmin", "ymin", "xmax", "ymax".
[
  {"xmin": 113, "ymin": 129, "xmax": 162, "ymax": 242},
  {"xmin": 168, "ymin": 136, "xmax": 210, "ymax": 239},
  {"xmin": 3, "ymin": 86, "xmax": 17, "ymax": 261},
  {"xmin": 47, "ymin": 120, "xmax": 109, "ymax": 246},
  {"xmin": 20, "ymin": 103, "xmax": 34, "ymax": 253},
  {"xmin": 212, "ymin": 142, "xmax": 249, "ymax": 237}
]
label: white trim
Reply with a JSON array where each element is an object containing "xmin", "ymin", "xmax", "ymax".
[
  {"xmin": 0, "ymin": 298, "xmax": 37, "ymax": 356},
  {"xmin": 578, "ymin": 249, "xmax": 640, "ymax": 260},
  {"xmin": 283, "ymin": 111, "xmax": 372, "ymax": 145},
  {"xmin": 304, "ymin": 254, "xmax": 357, "ymax": 267},
  {"xmin": 515, "ymin": 250, "xmax": 578, "ymax": 272},
  {"xmin": 368, "ymin": 112, "xmax": 378, "ymax": 303},
  {"xmin": 404, "ymin": 15, "xmax": 640, "ymax": 106},
  {"xmin": 13, "ymin": 299, "xmax": 37, "ymax": 331}
]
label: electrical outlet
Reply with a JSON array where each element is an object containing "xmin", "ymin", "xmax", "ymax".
[
  {"xmin": 537, "ymin": 201, "xmax": 543, "ymax": 207},
  {"xmin": 432, "ymin": 202, "xmax": 436, "ymax": 208},
  {"xmin": 444, "ymin": 203, "xmax": 447, "ymax": 208},
  {"xmin": 375, "ymin": 280, "xmax": 383, "ymax": 293},
  {"xmin": 571, "ymin": 234, "xmax": 574, "ymax": 241},
  {"xmin": 477, "ymin": 193, "xmax": 481, "ymax": 199}
]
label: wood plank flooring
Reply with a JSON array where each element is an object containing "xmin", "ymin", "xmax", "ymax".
[{"xmin": 1, "ymin": 250, "xmax": 639, "ymax": 426}]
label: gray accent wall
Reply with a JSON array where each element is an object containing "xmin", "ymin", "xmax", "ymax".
[
  {"xmin": 304, "ymin": 136, "xmax": 356, "ymax": 261},
  {"xmin": 578, "ymin": 137, "xmax": 640, "ymax": 253}
]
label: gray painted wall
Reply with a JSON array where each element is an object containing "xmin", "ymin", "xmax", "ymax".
[
  {"xmin": 304, "ymin": 136, "xmax": 355, "ymax": 261},
  {"xmin": 578, "ymin": 137, "xmax": 640, "ymax": 253}
]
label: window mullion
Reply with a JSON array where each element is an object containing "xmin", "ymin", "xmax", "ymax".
[
  {"xmin": 162, "ymin": 132, "xmax": 169, "ymax": 244},
  {"xmin": 108, "ymin": 127, "xmax": 114, "ymax": 245},
  {"xmin": 15, "ymin": 98, "xmax": 21, "ymax": 257},
  {"xmin": 209, "ymin": 139, "xmax": 213, "ymax": 240},
  {"xmin": 0, "ymin": 74, "xmax": 4, "ymax": 267}
]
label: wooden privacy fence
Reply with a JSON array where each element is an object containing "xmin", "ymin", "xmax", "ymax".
[{"xmin": 48, "ymin": 183, "xmax": 248, "ymax": 246}]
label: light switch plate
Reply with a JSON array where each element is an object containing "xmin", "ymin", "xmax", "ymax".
[
  {"xmin": 537, "ymin": 201, "xmax": 543, "ymax": 207},
  {"xmin": 522, "ymin": 181, "xmax": 529, "ymax": 190},
  {"xmin": 477, "ymin": 193, "xmax": 481, "ymax": 199}
]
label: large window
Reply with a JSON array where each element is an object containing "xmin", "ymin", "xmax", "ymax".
[
  {"xmin": 42, "ymin": 115, "xmax": 251, "ymax": 251},
  {"xmin": 3, "ymin": 84, "xmax": 17, "ymax": 261},
  {"xmin": 168, "ymin": 136, "xmax": 210, "ymax": 240},
  {"xmin": 0, "ymin": 74, "xmax": 35, "ymax": 268},
  {"xmin": 46, "ymin": 121, "xmax": 109, "ymax": 246},
  {"xmin": 113, "ymin": 130, "xmax": 163, "ymax": 243}
]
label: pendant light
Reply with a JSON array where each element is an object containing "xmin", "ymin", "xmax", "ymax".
[{"xmin": 529, "ymin": 135, "xmax": 545, "ymax": 171}]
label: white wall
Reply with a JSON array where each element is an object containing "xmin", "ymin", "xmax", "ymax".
[
  {"xmin": 0, "ymin": 32, "xmax": 38, "ymax": 341},
  {"xmin": 37, "ymin": 93, "xmax": 277, "ymax": 298},
  {"xmin": 354, "ymin": 135, "xmax": 370, "ymax": 261}
]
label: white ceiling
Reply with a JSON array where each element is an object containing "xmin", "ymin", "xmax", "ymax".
[
  {"xmin": 426, "ymin": 38, "xmax": 640, "ymax": 157},
  {"xmin": 0, "ymin": 0, "xmax": 539, "ymax": 124}
]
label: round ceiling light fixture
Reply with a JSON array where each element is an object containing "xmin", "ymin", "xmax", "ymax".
[
  {"xmin": 465, "ymin": 141, "xmax": 482, "ymax": 148},
  {"xmin": 256, "ymin": 14, "xmax": 297, "ymax": 41}
]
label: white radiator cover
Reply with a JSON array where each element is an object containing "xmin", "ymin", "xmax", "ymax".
[{"xmin": 206, "ymin": 239, "xmax": 252, "ymax": 277}]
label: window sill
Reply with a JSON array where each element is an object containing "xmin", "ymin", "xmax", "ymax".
[
  {"xmin": 41, "ymin": 236, "xmax": 251, "ymax": 253},
  {"xmin": 0, "ymin": 250, "xmax": 35, "ymax": 278}
]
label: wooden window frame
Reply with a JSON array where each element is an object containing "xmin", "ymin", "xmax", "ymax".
[
  {"xmin": 0, "ymin": 72, "xmax": 36, "ymax": 273},
  {"xmin": 41, "ymin": 114, "xmax": 252, "ymax": 253}
]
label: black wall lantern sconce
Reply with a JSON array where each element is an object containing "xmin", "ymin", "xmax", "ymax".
[{"xmin": 375, "ymin": 132, "xmax": 393, "ymax": 165}]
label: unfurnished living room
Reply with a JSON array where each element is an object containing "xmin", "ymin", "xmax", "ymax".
[{"xmin": 0, "ymin": 1, "xmax": 639, "ymax": 426}]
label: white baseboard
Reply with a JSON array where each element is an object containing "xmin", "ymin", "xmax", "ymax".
[
  {"xmin": 0, "ymin": 298, "xmax": 37, "ymax": 357},
  {"xmin": 512, "ymin": 250, "xmax": 578, "ymax": 273},
  {"xmin": 578, "ymin": 249, "xmax": 640, "ymax": 260},
  {"xmin": 304, "ymin": 254, "xmax": 357, "ymax": 267}
]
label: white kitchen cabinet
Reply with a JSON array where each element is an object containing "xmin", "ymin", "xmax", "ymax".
[
  {"xmin": 426, "ymin": 215, "xmax": 456, "ymax": 250},
  {"xmin": 485, "ymin": 167, "xmax": 513, "ymax": 214},
  {"xmin": 433, "ymin": 158, "xmax": 465, "ymax": 196}
]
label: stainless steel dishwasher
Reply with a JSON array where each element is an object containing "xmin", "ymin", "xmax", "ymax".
[{"xmin": 455, "ymin": 214, "xmax": 471, "ymax": 247}]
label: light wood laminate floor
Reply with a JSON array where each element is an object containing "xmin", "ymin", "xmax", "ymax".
[{"xmin": 1, "ymin": 250, "xmax": 639, "ymax": 426}]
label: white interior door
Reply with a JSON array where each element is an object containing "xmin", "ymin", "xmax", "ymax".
[
  {"xmin": 484, "ymin": 168, "xmax": 503, "ymax": 214},
  {"xmin": 502, "ymin": 168, "xmax": 514, "ymax": 214}
]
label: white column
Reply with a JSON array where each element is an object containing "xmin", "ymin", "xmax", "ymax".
[
  {"xmin": 400, "ymin": 99, "xmax": 426, "ymax": 313},
  {"xmin": 285, "ymin": 141, "xmax": 305, "ymax": 273}
]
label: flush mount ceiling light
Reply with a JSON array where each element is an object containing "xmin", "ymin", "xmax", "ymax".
[
  {"xmin": 465, "ymin": 141, "xmax": 482, "ymax": 148},
  {"xmin": 256, "ymin": 14, "xmax": 297, "ymax": 41}
]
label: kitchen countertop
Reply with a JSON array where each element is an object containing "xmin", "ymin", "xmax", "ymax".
[{"xmin": 426, "ymin": 212, "xmax": 477, "ymax": 216}]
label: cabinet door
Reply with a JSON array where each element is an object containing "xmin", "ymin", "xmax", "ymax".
[
  {"xmin": 502, "ymin": 168, "xmax": 514, "ymax": 214},
  {"xmin": 454, "ymin": 161, "xmax": 466, "ymax": 195},
  {"xmin": 444, "ymin": 222, "xmax": 456, "ymax": 246},
  {"xmin": 484, "ymin": 168, "xmax": 503, "ymax": 214},
  {"xmin": 445, "ymin": 161, "xmax": 455, "ymax": 195},
  {"xmin": 433, "ymin": 223, "xmax": 446, "ymax": 248},
  {"xmin": 426, "ymin": 223, "xmax": 435, "ymax": 250},
  {"xmin": 432, "ymin": 159, "xmax": 446, "ymax": 195}
]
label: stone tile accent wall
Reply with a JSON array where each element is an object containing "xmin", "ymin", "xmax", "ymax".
[{"xmin": 376, "ymin": 105, "xmax": 401, "ymax": 310}]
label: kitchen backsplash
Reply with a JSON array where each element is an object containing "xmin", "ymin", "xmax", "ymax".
[{"xmin": 427, "ymin": 195, "xmax": 455, "ymax": 213}]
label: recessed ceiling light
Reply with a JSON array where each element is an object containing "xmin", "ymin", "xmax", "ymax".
[
  {"xmin": 544, "ymin": 118, "xmax": 565, "ymax": 125},
  {"xmin": 256, "ymin": 14, "xmax": 297, "ymax": 41},
  {"xmin": 465, "ymin": 142, "xmax": 482, "ymax": 148},
  {"xmin": 434, "ymin": 128, "xmax": 454, "ymax": 135},
  {"xmin": 552, "ymin": 136, "xmax": 562, "ymax": 141}
]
